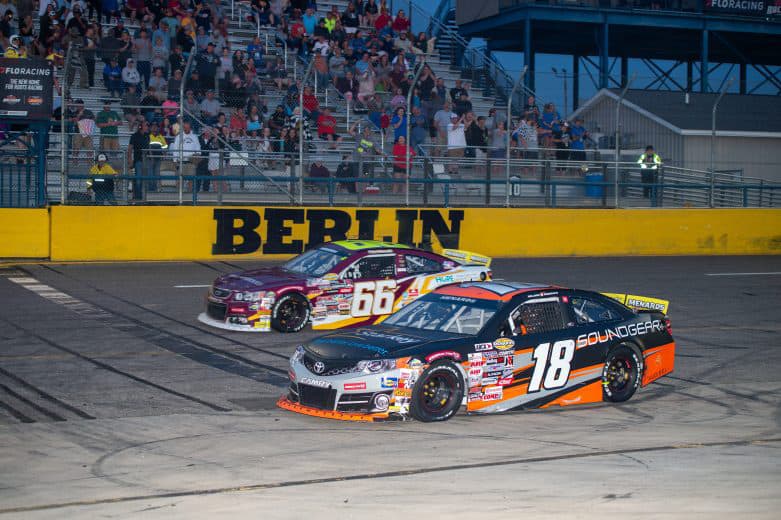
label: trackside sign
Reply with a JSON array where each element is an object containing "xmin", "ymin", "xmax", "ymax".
[
  {"xmin": 0, "ymin": 58, "xmax": 54, "ymax": 120},
  {"xmin": 212, "ymin": 208, "xmax": 464, "ymax": 255}
]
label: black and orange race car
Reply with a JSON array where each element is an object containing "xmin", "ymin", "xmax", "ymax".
[{"xmin": 279, "ymin": 281, "xmax": 675, "ymax": 422}]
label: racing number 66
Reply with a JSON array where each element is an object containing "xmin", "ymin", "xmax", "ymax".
[
  {"xmin": 351, "ymin": 280, "xmax": 398, "ymax": 317},
  {"xmin": 528, "ymin": 339, "xmax": 576, "ymax": 392}
]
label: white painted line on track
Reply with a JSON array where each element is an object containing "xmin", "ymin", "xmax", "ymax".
[
  {"xmin": 705, "ymin": 272, "xmax": 781, "ymax": 277},
  {"xmin": 9, "ymin": 277, "xmax": 114, "ymax": 319},
  {"xmin": 174, "ymin": 284, "xmax": 211, "ymax": 288}
]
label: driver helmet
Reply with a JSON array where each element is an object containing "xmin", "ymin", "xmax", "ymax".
[{"xmin": 9, "ymin": 34, "xmax": 21, "ymax": 49}]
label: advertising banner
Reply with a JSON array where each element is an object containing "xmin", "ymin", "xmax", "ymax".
[
  {"xmin": 0, "ymin": 58, "xmax": 54, "ymax": 120},
  {"xmin": 705, "ymin": 0, "xmax": 781, "ymax": 17}
]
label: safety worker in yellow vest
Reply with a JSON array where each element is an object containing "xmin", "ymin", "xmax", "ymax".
[
  {"xmin": 637, "ymin": 145, "xmax": 662, "ymax": 199},
  {"xmin": 4, "ymin": 35, "xmax": 27, "ymax": 58},
  {"xmin": 147, "ymin": 121, "xmax": 169, "ymax": 193},
  {"xmin": 351, "ymin": 123, "xmax": 384, "ymax": 179},
  {"xmin": 88, "ymin": 154, "xmax": 118, "ymax": 204}
]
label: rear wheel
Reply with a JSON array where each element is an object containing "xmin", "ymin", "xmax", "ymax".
[
  {"xmin": 271, "ymin": 293, "xmax": 310, "ymax": 333},
  {"xmin": 602, "ymin": 345, "xmax": 643, "ymax": 402},
  {"xmin": 409, "ymin": 361, "xmax": 464, "ymax": 422}
]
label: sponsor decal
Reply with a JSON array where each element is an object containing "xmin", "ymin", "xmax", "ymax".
[
  {"xmin": 468, "ymin": 391, "xmax": 482, "ymax": 402},
  {"xmin": 468, "ymin": 353, "xmax": 485, "ymax": 367},
  {"xmin": 322, "ymin": 273, "xmax": 339, "ymax": 281},
  {"xmin": 211, "ymin": 208, "xmax": 464, "ymax": 255},
  {"xmin": 439, "ymin": 295, "xmax": 477, "ymax": 303},
  {"xmin": 3, "ymin": 95, "xmax": 21, "ymax": 104},
  {"xmin": 493, "ymin": 338, "xmax": 515, "ymax": 351},
  {"xmin": 344, "ymin": 382, "xmax": 367, "ymax": 391},
  {"xmin": 357, "ymin": 329, "xmax": 419, "ymax": 344},
  {"xmin": 482, "ymin": 386, "xmax": 503, "ymax": 401},
  {"xmin": 481, "ymin": 377, "xmax": 498, "ymax": 385},
  {"xmin": 473, "ymin": 342, "xmax": 493, "ymax": 352},
  {"xmin": 380, "ymin": 377, "xmax": 398, "ymax": 388},
  {"xmin": 626, "ymin": 298, "xmax": 666, "ymax": 311},
  {"xmin": 576, "ymin": 320, "xmax": 664, "ymax": 349},
  {"xmin": 497, "ymin": 377, "xmax": 513, "ymax": 386},
  {"xmin": 393, "ymin": 388, "xmax": 412, "ymax": 398},
  {"xmin": 425, "ymin": 350, "xmax": 461, "ymax": 363},
  {"xmin": 434, "ymin": 275, "xmax": 454, "ymax": 284},
  {"xmin": 301, "ymin": 377, "xmax": 330, "ymax": 388},
  {"xmin": 26, "ymin": 96, "xmax": 43, "ymax": 105}
]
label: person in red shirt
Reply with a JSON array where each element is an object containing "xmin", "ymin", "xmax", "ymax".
[
  {"xmin": 316, "ymin": 107, "xmax": 342, "ymax": 147},
  {"xmin": 392, "ymin": 10, "xmax": 410, "ymax": 34},
  {"xmin": 392, "ymin": 135, "xmax": 415, "ymax": 195},
  {"xmin": 288, "ymin": 18, "xmax": 306, "ymax": 53},
  {"xmin": 374, "ymin": 9, "xmax": 391, "ymax": 32},
  {"xmin": 302, "ymin": 86, "xmax": 320, "ymax": 122}
]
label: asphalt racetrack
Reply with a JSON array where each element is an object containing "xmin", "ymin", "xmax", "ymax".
[{"xmin": 0, "ymin": 256, "xmax": 779, "ymax": 518}]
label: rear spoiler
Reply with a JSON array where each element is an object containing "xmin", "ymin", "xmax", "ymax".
[
  {"xmin": 441, "ymin": 249, "xmax": 492, "ymax": 267},
  {"xmin": 602, "ymin": 292, "xmax": 670, "ymax": 314}
]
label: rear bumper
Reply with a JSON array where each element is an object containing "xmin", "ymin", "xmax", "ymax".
[{"xmin": 277, "ymin": 396, "xmax": 390, "ymax": 422}]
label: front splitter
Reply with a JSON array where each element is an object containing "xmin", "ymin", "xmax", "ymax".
[{"xmin": 276, "ymin": 396, "xmax": 390, "ymax": 422}]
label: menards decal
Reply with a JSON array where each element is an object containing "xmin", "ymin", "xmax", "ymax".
[{"xmin": 212, "ymin": 208, "xmax": 464, "ymax": 255}]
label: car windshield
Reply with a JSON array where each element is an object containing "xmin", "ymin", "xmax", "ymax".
[
  {"xmin": 283, "ymin": 247, "xmax": 346, "ymax": 277},
  {"xmin": 384, "ymin": 294, "xmax": 499, "ymax": 335}
]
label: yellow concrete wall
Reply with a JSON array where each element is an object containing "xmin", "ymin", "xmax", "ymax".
[
  {"xmin": 0, "ymin": 209, "xmax": 50, "ymax": 259},
  {"xmin": 42, "ymin": 206, "xmax": 781, "ymax": 261}
]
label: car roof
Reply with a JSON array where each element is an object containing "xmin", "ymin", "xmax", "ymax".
[
  {"xmin": 328, "ymin": 240, "xmax": 411, "ymax": 252},
  {"xmin": 434, "ymin": 281, "xmax": 560, "ymax": 301}
]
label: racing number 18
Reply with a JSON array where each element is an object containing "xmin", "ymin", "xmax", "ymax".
[
  {"xmin": 351, "ymin": 280, "xmax": 398, "ymax": 317},
  {"xmin": 528, "ymin": 339, "xmax": 576, "ymax": 392}
]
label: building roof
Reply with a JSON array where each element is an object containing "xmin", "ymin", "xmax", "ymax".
[{"xmin": 574, "ymin": 89, "xmax": 781, "ymax": 135}]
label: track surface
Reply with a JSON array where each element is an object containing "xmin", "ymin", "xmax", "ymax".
[{"xmin": 0, "ymin": 256, "xmax": 779, "ymax": 518}]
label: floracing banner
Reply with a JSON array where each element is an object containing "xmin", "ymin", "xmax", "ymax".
[
  {"xmin": 705, "ymin": 0, "xmax": 781, "ymax": 17},
  {"xmin": 0, "ymin": 58, "xmax": 54, "ymax": 121}
]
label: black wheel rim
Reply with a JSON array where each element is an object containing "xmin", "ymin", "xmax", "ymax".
[
  {"xmin": 420, "ymin": 372, "xmax": 456, "ymax": 414},
  {"xmin": 278, "ymin": 299, "xmax": 306, "ymax": 329},
  {"xmin": 605, "ymin": 356, "xmax": 633, "ymax": 393}
]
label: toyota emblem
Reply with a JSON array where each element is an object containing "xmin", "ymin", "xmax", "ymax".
[{"xmin": 313, "ymin": 361, "xmax": 325, "ymax": 374}]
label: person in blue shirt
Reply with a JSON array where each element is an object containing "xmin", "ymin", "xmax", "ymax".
[
  {"xmin": 568, "ymin": 117, "xmax": 588, "ymax": 162},
  {"xmin": 350, "ymin": 32, "xmax": 367, "ymax": 54},
  {"xmin": 103, "ymin": 57, "xmax": 122, "ymax": 98},
  {"xmin": 247, "ymin": 36, "xmax": 265, "ymax": 71},
  {"xmin": 539, "ymin": 102, "xmax": 561, "ymax": 139},
  {"xmin": 302, "ymin": 7, "xmax": 317, "ymax": 35},
  {"xmin": 391, "ymin": 106, "xmax": 408, "ymax": 142}
]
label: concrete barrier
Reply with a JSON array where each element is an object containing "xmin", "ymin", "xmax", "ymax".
[
  {"xmin": 2, "ymin": 206, "xmax": 779, "ymax": 261},
  {"xmin": 0, "ymin": 209, "xmax": 50, "ymax": 259}
]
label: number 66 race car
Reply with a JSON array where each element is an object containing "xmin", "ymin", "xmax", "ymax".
[
  {"xmin": 198, "ymin": 240, "xmax": 491, "ymax": 333},
  {"xmin": 278, "ymin": 281, "xmax": 675, "ymax": 422}
]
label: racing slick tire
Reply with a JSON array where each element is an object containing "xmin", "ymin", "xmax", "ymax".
[
  {"xmin": 271, "ymin": 293, "xmax": 310, "ymax": 333},
  {"xmin": 410, "ymin": 361, "xmax": 464, "ymax": 422},
  {"xmin": 602, "ymin": 345, "xmax": 643, "ymax": 403}
]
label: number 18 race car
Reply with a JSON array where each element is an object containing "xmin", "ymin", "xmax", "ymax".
[
  {"xmin": 198, "ymin": 240, "xmax": 492, "ymax": 333},
  {"xmin": 278, "ymin": 281, "xmax": 675, "ymax": 422}
]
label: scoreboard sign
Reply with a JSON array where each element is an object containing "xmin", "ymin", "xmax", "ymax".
[{"xmin": 0, "ymin": 58, "xmax": 54, "ymax": 120}]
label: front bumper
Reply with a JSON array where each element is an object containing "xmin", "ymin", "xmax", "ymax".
[
  {"xmin": 197, "ymin": 312, "xmax": 270, "ymax": 332},
  {"xmin": 199, "ymin": 295, "xmax": 273, "ymax": 332},
  {"xmin": 280, "ymin": 357, "xmax": 416, "ymax": 420}
]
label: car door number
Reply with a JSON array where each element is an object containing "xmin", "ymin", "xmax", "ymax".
[
  {"xmin": 528, "ymin": 339, "xmax": 575, "ymax": 393},
  {"xmin": 351, "ymin": 280, "xmax": 398, "ymax": 317}
]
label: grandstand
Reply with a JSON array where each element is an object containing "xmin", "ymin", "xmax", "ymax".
[{"xmin": 0, "ymin": 0, "xmax": 778, "ymax": 208}]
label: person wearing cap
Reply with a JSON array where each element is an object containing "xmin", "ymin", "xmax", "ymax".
[
  {"xmin": 446, "ymin": 113, "xmax": 466, "ymax": 174},
  {"xmin": 147, "ymin": 121, "xmax": 168, "ymax": 193},
  {"xmin": 97, "ymin": 101, "xmax": 121, "ymax": 152},
  {"xmin": 88, "ymin": 154, "xmax": 118, "ymax": 204},
  {"xmin": 4, "ymin": 34, "xmax": 27, "ymax": 58},
  {"xmin": 103, "ymin": 57, "xmax": 122, "ymax": 98},
  {"xmin": 171, "ymin": 120, "xmax": 202, "ymax": 192},
  {"xmin": 638, "ymin": 145, "xmax": 662, "ymax": 199},
  {"xmin": 196, "ymin": 41, "xmax": 219, "ymax": 92}
]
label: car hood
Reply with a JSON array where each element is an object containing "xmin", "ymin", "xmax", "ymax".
[
  {"xmin": 304, "ymin": 325, "xmax": 466, "ymax": 361},
  {"xmin": 213, "ymin": 267, "xmax": 308, "ymax": 291}
]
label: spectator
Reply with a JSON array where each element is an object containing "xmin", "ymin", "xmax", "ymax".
[
  {"xmin": 288, "ymin": 15, "xmax": 305, "ymax": 53},
  {"xmin": 539, "ymin": 102, "xmax": 560, "ymax": 140},
  {"xmin": 161, "ymin": 8, "xmax": 180, "ymax": 41},
  {"xmin": 568, "ymin": 117, "xmax": 589, "ymax": 162},
  {"xmin": 140, "ymin": 87, "xmax": 162, "ymax": 124},
  {"xmin": 302, "ymin": 7, "xmax": 317, "ymax": 35},
  {"xmin": 103, "ymin": 57, "xmax": 122, "ymax": 98},
  {"xmin": 490, "ymin": 120, "xmax": 508, "ymax": 172},
  {"xmin": 391, "ymin": 106, "xmax": 407, "ymax": 142},
  {"xmin": 200, "ymin": 89, "xmax": 220, "ymax": 125},
  {"xmin": 134, "ymin": 28, "xmax": 153, "ymax": 88},
  {"xmin": 152, "ymin": 21, "xmax": 170, "ymax": 51},
  {"xmin": 433, "ymin": 101, "xmax": 455, "ymax": 156},
  {"xmin": 175, "ymin": 24, "xmax": 194, "ymax": 54},
  {"xmin": 129, "ymin": 120, "xmax": 150, "ymax": 200},
  {"xmin": 79, "ymin": 27, "xmax": 97, "ymax": 88},
  {"xmin": 197, "ymin": 41, "xmax": 219, "ymax": 92},
  {"xmin": 168, "ymin": 44, "xmax": 185, "ymax": 74},
  {"xmin": 516, "ymin": 115, "xmax": 539, "ymax": 161},
  {"xmin": 72, "ymin": 100, "xmax": 96, "ymax": 156},
  {"xmin": 87, "ymin": 154, "xmax": 118, "ymax": 204},
  {"xmin": 247, "ymin": 104, "xmax": 262, "ymax": 133},
  {"xmin": 390, "ymin": 88, "xmax": 406, "ymax": 111},
  {"xmin": 152, "ymin": 35, "xmax": 169, "ymax": 77},
  {"xmin": 230, "ymin": 106, "xmax": 247, "ymax": 135},
  {"xmin": 182, "ymin": 90, "xmax": 200, "ymax": 125},
  {"xmin": 96, "ymin": 100, "xmax": 122, "ymax": 153},
  {"xmin": 350, "ymin": 123, "xmax": 381, "ymax": 178},
  {"xmin": 342, "ymin": 2, "xmax": 359, "ymax": 32},
  {"xmin": 392, "ymin": 9, "xmax": 410, "ymax": 34},
  {"xmin": 363, "ymin": 0, "xmax": 379, "ymax": 27},
  {"xmin": 374, "ymin": 8, "xmax": 391, "ymax": 32},
  {"xmin": 161, "ymin": 97, "xmax": 178, "ymax": 124},
  {"xmin": 167, "ymin": 68, "xmax": 183, "ymax": 100},
  {"xmin": 247, "ymin": 35, "xmax": 265, "ymax": 70},
  {"xmin": 147, "ymin": 121, "xmax": 168, "ymax": 192},
  {"xmin": 454, "ymin": 92, "xmax": 472, "ymax": 117},
  {"xmin": 357, "ymin": 68, "xmax": 376, "ymax": 108},
  {"xmin": 446, "ymin": 114, "xmax": 466, "ymax": 173},
  {"xmin": 268, "ymin": 105, "xmax": 287, "ymax": 136},
  {"xmin": 122, "ymin": 58, "xmax": 142, "ymax": 95},
  {"xmin": 148, "ymin": 67, "xmax": 167, "ymax": 101},
  {"xmin": 302, "ymin": 86, "xmax": 320, "ymax": 122},
  {"xmin": 450, "ymin": 79, "xmax": 467, "ymax": 103},
  {"xmin": 121, "ymin": 87, "xmax": 142, "ymax": 130},
  {"xmin": 317, "ymin": 107, "xmax": 340, "ymax": 147},
  {"xmin": 410, "ymin": 105, "xmax": 428, "ymax": 152},
  {"xmin": 195, "ymin": 1, "xmax": 213, "ymax": 32},
  {"xmin": 309, "ymin": 160, "xmax": 330, "ymax": 193},
  {"xmin": 172, "ymin": 120, "xmax": 201, "ymax": 190},
  {"xmin": 392, "ymin": 135, "xmax": 414, "ymax": 195},
  {"xmin": 336, "ymin": 154, "xmax": 356, "ymax": 193},
  {"xmin": 329, "ymin": 46, "xmax": 347, "ymax": 79}
]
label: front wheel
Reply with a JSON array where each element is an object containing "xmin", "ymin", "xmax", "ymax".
[
  {"xmin": 271, "ymin": 293, "xmax": 310, "ymax": 333},
  {"xmin": 409, "ymin": 361, "xmax": 464, "ymax": 422},
  {"xmin": 602, "ymin": 345, "xmax": 643, "ymax": 402}
]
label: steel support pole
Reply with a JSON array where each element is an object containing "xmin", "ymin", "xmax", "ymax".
[
  {"xmin": 179, "ymin": 51, "xmax": 195, "ymax": 205},
  {"xmin": 600, "ymin": 22, "xmax": 609, "ymax": 89},
  {"xmin": 573, "ymin": 56, "xmax": 580, "ymax": 111},
  {"xmin": 614, "ymin": 74, "xmax": 635, "ymax": 208},
  {"xmin": 710, "ymin": 77, "xmax": 734, "ymax": 207},
  {"xmin": 60, "ymin": 44, "xmax": 75, "ymax": 205},
  {"xmin": 299, "ymin": 59, "xmax": 315, "ymax": 205},
  {"xmin": 523, "ymin": 17, "xmax": 533, "ymax": 92},
  {"xmin": 506, "ymin": 67, "xmax": 528, "ymax": 208},
  {"xmin": 701, "ymin": 29, "xmax": 709, "ymax": 93},
  {"xmin": 405, "ymin": 64, "xmax": 425, "ymax": 207}
]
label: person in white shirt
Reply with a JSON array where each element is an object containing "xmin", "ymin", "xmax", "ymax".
[
  {"xmin": 446, "ymin": 114, "xmax": 466, "ymax": 173},
  {"xmin": 172, "ymin": 120, "xmax": 202, "ymax": 190},
  {"xmin": 122, "ymin": 58, "xmax": 142, "ymax": 95}
]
